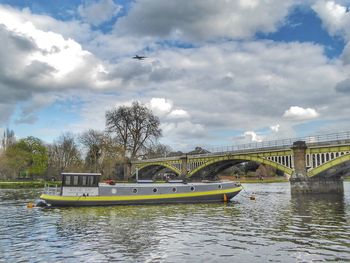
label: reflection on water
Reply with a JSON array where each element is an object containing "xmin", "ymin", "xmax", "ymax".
[{"xmin": 0, "ymin": 183, "xmax": 349, "ymax": 262}]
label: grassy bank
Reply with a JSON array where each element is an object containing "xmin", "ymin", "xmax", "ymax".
[
  {"xmin": 236, "ymin": 177, "xmax": 288, "ymax": 183},
  {"xmin": 0, "ymin": 181, "xmax": 61, "ymax": 189},
  {"xmin": 220, "ymin": 175, "xmax": 288, "ymax": 183}
]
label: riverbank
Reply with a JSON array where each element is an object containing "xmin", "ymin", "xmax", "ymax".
[
  {"xmin": 1, "ymin": 176, "xmax": 348, "ymax": 188},
  {"xmin": 220, "ymin": 175, "xmax": 288, "ymax": 183},
  {"xmin": 0, "ymin": 181, "xmax": 61, "ymax": 189}
]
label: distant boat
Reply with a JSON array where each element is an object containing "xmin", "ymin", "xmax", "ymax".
[{"xmin": 39, "ymin": 173, "xmax": 242, "ymax": 207}]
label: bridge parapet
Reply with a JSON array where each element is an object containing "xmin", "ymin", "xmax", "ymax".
[{"xmin": 130, "ymin": 132, "xmax": 350, "ymax": 187}]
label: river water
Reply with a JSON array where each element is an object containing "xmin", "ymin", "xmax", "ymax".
[{"xmin": 0, "ymin": 182, "xmax": 349, "ymax": 263}]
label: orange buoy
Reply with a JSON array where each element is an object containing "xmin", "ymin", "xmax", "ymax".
[
  {"xmin": 223, "ymin": 194, "xmax": 228, "ymax": 202},
  {"xmin": 27, "ymin": 202, "xmax": 34, "ymax": 208}
]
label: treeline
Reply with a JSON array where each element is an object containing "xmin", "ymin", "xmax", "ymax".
[{"xmin": 0, "ymin": 102, "xmax": 171, "ymax": 181}]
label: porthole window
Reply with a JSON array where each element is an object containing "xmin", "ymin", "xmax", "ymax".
[
  {"xmin": 132, "ymin": 188, "xmax": 138, "ymax": 193},
  {"xmin": 218, "ymin": 185, "xmax": 222, "ymax": 189},
  {"xmin": 190, "ymin": 186, "xmax": 195, "ymax": 191},
  {"xmin": 172, "ymin": 187, "xmax": 177, "ymax": 192},
  {"xmin": 111, "ymin": 188, "xmax": 117, "ymax": 194},
  {"xmin": 153, "ymin": 188, "xmax": 158, "ymax": 193}
]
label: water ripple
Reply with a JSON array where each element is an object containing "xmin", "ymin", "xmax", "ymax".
[{"xmin": 0, "ymin": 183, "xmax": 349, "ymax": 262}]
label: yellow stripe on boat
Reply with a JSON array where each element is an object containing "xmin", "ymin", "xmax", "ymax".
[{"xmin": 40, "ymin": 186, "xmax": 242, "ymax": 202}]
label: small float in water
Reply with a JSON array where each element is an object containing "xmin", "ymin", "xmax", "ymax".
[{"xmin": 39, "ymin": 173, "xmax": 242, "ymax": 207}]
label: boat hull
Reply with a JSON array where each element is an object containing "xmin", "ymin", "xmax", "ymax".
[{"xmin": 40, "ymin": 186, "xmax": 242, "ymax": 207}]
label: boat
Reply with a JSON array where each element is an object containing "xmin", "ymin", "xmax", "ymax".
[{"xmin": 39, "ymin": 172, "xmax": 242, "ymax": 207}]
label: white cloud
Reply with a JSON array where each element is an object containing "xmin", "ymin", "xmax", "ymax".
[
  {"xmin": 312, "ymin": 1, "xmax": 350, "ymax": 39},
  {"xmin": 148, "ymin": 98, "xmax": 173, "ymax": 116},
  {"xmin": 283, "ymin": 106, "xmax": 320, "ymax": 120},
  {"xmin": 312, "ymin": 1, "xmax": 350, "ymax": 64},
  {"xmin": 167, "ymin": 109, "xmax": 190, "ymax": 120},
  {"xmin": 270, "ymin": 124, "xmax": 280, "ymax": 132},
  {"xmin": 0, "ymin": 5, "xmax": 109, "ymax": 80},
  {"xmin": 244, "ymin": 131, "xmax": 263, "ymax": 142},
  {"xmin": 0, "ymin": 5, "xmax": 118, "ymax": 123},
  {"xmin": 148, "ymin": 98, "xmax": 189, "ymax": 120},
  {"xmin": 78, "ymin": 0, "xmax": 121, "ymax": 26}
]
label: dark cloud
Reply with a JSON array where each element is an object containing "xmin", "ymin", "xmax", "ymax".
[
  {"xmin": 335, "ymin": 78, "xmax": 350, "ymax": 93},
  {"xmin": 78, "ymin": 0, "xmax": 121, "ymax": 26},
  {"xmin": 0, "ymin": 25, "xmax": 37, "ymax": 53},
  {"xmin": 115, "ymin": 0, "xmax": 294, "ymax": 41},
  {"xmin": 0, "ymin": 25, "xmax": 38, "ymax": 71},
  {"xmin": 15, "ymin": 114, "xmax": 38, "ymax": 125},
  {"xmin": 23, "ymin": 60, "xmax": 57, "ymax": 80},
  {"xmin": 0, "ymin": 103, "xmax": 15, "ymax": 124}
]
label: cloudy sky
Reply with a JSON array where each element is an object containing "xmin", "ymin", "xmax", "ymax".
[{"xmin": 1, "ymin": 0, "xmax": 350, "ymax": 151}]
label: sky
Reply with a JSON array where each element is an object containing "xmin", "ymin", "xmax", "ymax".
[{"xmin": 1, "ymin": 0, "xmax": 350, "ymax": 151}]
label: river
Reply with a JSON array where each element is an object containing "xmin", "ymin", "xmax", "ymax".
[{"xmin": 0, "ymin": 182, "xmax": 349, "ymax": 262}]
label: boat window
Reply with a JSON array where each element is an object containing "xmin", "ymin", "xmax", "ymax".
[
  {"xmin": 64, "ymin": 175, "xmax": 71, "ymax": 186},
  {"xmin": 218, "ymin": 185, "xmax": 222, "ymax": 189},
  {"xmin": 153, "ymin": 188, "xmax": 158, "ymax": 193},
  {"xmin": 172, "ymin": 187, "xmax": 177, "ymax": 192},
  {"xmin": 190, "ymin": 186, "xmax": 195, "ymax": 191},
  {"xmin": 73, "ymin": 176, "xmax": 79, "ymax": 186},
  {"xmin": 62, "ymin": 174, "xmax": 99, "ymax": 187},
  {"xmin": 87, "ymin": 176, "xmax": 97, "ymax": 187},
  {"xmin": 132, "ymin": 188, "xmax": 138, "ymax": 193},
  {"xmin": 111, "ymin": 188, "xmax": 117, "ymax": 194},
  {"xmin": 81, "ymin": 176, "xmax": 87, "ymax": 186}
]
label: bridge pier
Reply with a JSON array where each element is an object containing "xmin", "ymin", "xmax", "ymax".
[
  {"xmin": 180, "ymin": 155, "xmax": 188, "ymax": 182},
  {"xmin": 290, "ymin": 141, "xmax": 344, "ymax": 194},
  {"xmin": 290, "ymin": 177, "xmax": 344, "ymax": 194}
]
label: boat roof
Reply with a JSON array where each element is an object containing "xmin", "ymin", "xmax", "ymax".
[
  {"xmin": 100, "ymin": 181, "xmax": 234, "ymax": 188},
  {"xmin": 61, "ymin": 172, "xmax": 101, "ymax": 176}
]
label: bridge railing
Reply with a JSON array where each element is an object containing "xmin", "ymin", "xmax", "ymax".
[
  {"xmin": 134, "ymin": 131, "xmax": 350, "ymax": 162},
  {"xmin": 205, "ymin": 131, "xmax": 350, "ymax": 154}
]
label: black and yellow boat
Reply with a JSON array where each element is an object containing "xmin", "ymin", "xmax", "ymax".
[{"xmin": 39, "ymin": 173, "xmax": 242, "ymax": 207}]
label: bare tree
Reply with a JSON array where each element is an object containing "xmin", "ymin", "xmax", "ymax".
[
  {"xmin": 79, "ymin": 129, "xmax": 123, "ymax": 177},
  {"xmin": 79, "ymin": 129, "xmax": 104, "ymax": 172},
  {"xmin": 142, "ymin": 142, "xmax": 172, "ymax": 159},
  {"xmin": 48, "ymin": 133, "xmax": 81, "ymax": 175},
  {"xmin": 105, "ymin": 101, "xmax": 162, "ymax": 158}
]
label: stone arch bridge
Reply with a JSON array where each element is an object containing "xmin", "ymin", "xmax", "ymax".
[{"xmin": 130, "ymin": 132, "xmax": 350, "ymax": 194}]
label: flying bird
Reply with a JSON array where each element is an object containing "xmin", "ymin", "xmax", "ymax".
[{"xmin": 133, "ymin": 55, "xmax": 147, "ymax": 60}]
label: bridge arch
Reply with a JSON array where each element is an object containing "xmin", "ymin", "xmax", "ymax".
[
  {"xmin": 188, "ymin": 155, "xmax": 293, "ymax": 177},
  {"xmin": 307, "ymin": 153, "xmax": 350, "ymax": 177},
  {"xmin": 134, "ymin": 162, "xmax": 181, "ymax": 177}
]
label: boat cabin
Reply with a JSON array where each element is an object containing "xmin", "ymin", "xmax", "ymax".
[{"xmin": 61, "ymin": 172, "xmax": 100, "ymax": 196}]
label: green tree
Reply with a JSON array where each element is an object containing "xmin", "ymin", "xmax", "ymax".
[
  {"xmin": 12, "ymin": 137, "xmax": 48, "ymax": 177},
  {"xmin": 4, "ymin": 143, "xmax": 31, "ymax": 179}
]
